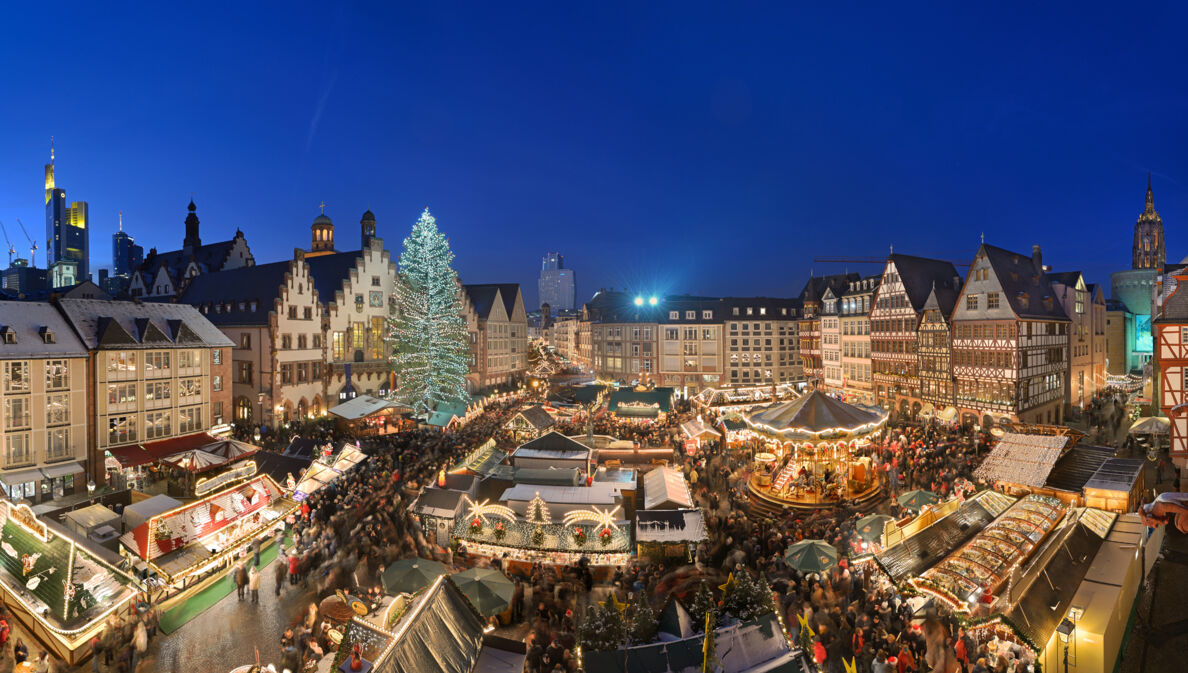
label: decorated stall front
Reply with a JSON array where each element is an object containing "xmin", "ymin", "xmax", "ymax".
[
  {"xmin": 607, "ymin": 386, "xmax": 675, "ymax": 423},
  {"xmin": 0, "ymin": 500, "xmax": 138, "ymax": 665},
  {"xmin": 745, "ymin": 390, "xmax": 888, "ymax": 510},
  {"xmin": 328, "ymin": 394, "xmax": 414, "ymax": 437},
  {"xmin": 120, "ymin": 474, "xmax": 297, "ymax": 588},
  {"xmin": 504, "ymin": 405, "xmax": 557, "ymax": 442},
  {"xmin": 291, "ymin": 443, "xmax": 371, "ymax": 501}
]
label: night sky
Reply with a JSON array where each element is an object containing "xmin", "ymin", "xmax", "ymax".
[{"xmin": 2, "ymin": 3, "xmax": 1186, "ymax": 308}]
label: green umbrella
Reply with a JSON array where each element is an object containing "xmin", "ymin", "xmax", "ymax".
[
  {"xmin": 452, "ymin": 567, "xmax": 515, "ymax": 616},
  {"xmin": 381, "ymin": 558, "xmax": 449, "ymax": 595},
  {"xmin": 897, "ymin": 489, "xmax": 940, "ymax": 511},
  {"xmin": 783, "ymin": 540, "xmax": 838, "ymax": 574},
  {"xmin": 854, "ymin": 514, "xmax": 894, "ymax": 542}
]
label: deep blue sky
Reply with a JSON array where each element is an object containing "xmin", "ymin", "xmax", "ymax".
[{"xmin": 2, "ymin": 2, "xmax": 1186, "ymax": 308}]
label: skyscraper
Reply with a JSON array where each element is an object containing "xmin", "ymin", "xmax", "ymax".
[
  {"xmin": 538, "ymin": 252, "xmax": 576, "ymax": 310},
  {"xmin": 112, "ymin": 212, "xmax": 143, "ymax": 278},
  {"xmin": 44, "ymin": 141, "xmax": 90, "ymax": 279}
]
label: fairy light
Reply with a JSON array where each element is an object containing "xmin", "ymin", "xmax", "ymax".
[
  {"xmin": 461, "ymin": 496, "xmax": 517, "ymax": 525},
  {"xmin": 561, "ymin": 505, "xmax": 623, "ymax": 533}
]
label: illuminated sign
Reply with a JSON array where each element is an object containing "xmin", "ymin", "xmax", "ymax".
[
  {"xmin": 1134, "ymin": 314, "xmax": 1153, "ymax": 353},
  {"xmin": 194, "ymin": 461, "xmax": 257, "ymax": 496}
]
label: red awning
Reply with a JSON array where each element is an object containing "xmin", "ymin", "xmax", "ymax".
[
  {"xmin": 107, "ymin": 445, "xmax": 153, "ymax": 468},
  {"xmin": 140, "ymin": 433, "xmax": 220, "ymax": 460}
]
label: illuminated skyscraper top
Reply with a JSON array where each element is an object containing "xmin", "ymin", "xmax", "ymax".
[
  {"xmin": 44, "ymin": 140, "xmax": 90, "ymax": 280},
  {"xmin": 44, "ymin": 136, "xmax": 54, "ymax": 205}
]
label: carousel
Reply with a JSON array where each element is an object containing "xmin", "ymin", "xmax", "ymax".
[{"xmin": 746, "ymin": 390, "xmax": 888, "ymax": 511}]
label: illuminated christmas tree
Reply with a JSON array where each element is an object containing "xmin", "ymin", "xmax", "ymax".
[{"xmin": 388, "ymin": 208, "xmax": 471, "ymax": 414}]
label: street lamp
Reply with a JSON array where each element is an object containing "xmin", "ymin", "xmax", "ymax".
[{"xmin": 1056, "ymin": 618, "xmax": 1075, "ymax": 673}]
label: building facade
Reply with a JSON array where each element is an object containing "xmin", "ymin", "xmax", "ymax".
[
  {"xmin": 460, "ymin": 284, "xmax": 529, "ymax": 392},
  {"xmin": 798, "ymin": 274, "xmax": 858, "ymax": 385},
  {"xmin": 1048, "ymin": 272, "xmax": 1107, "ymax": 410},
  {"xmin": 951, "ymin": 244, "xmax": 1070, "ymax": 426},
  {"xmin": 0, "ymin": 302, "xmax": 89, "ymax": 502},
  {"xmin": 840, "ymin": 276, "xmax": 879, "ymax": 404},
  {"xmin": 821, "ymin": 288, "xmax": 843, "ymax": 391},
  {"xmin": 870, "ymin": 254, "xmax": 960, "ymax": 417},
  {"xmin": 128, "ymin": 200, "xmax": 255, "ymax": 299},
  {"xmin": 538, "ymin": 252, "xmax": 576, "ymax": 311},
  {"xmin": 659, "ymin": 297, "xmax": 723, "ymax": 398},
  {"xmin": 917, "ymin": 282, "xmax": 959, "ymax": 412},
  {"xmin": 1154, "ymin": 269, "xmax": 1188, "ymax": 480},
  {"xmin": 722, "ymin": 297, "xmax": 802, "ymax": 389}
]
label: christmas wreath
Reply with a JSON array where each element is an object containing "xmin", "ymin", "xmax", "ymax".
[
  {"xmin": 493, "ymin": 521, "xmax": 506, "ymax": 540},
  {"xmin": 531, "ymin": 526, "xmax": 545, "ymax": 546},
  {"xmin": 573, "ymin": 527, "xmax": 587, "ymax": 545},
  {"xmin": 469, "ymin": 518, "xmax": 483, "ymax": 535},
  {"xmin": 599, "ymin": 527, "xmax": 613, "ymax": 546}
]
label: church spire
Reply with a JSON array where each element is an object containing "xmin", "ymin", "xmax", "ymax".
[
  {"xmin": 1146, "ymin": 172, "xmax": 1155, "ymax": 213},
  {"xmin": 1133, "ymin": 173, "xmax": 1165, "ymax": 270}
]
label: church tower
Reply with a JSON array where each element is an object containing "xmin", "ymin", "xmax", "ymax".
[
  {"xmin": 309, "ymin": 202, "xmax": 336, "ymax": 257},
  {"xmin": 1132, "ymin": 173, "xmax": 1166, "ymax": 270},
  {"xmin": 360, "ymin": 210, "xmax": 376, "ymax": 248},
  {"xmin": 183, "ymin": 198, "xmax": 201, "ymax": 255}
]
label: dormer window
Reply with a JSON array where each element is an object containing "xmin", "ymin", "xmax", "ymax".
[
  {"xmin": 250, "ymin": 301, "xmax": 258, "ymax": 312},
  {"xmin": 39, "ymin": 327, "xmax": 54, "ymax": 344},
  {"xmin": 1, "ymin": 327, "xmax": 15, "ymax": 344}
]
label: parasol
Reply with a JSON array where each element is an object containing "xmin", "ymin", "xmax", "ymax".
[
  {"xmin": 854, "ymin": 514, "xmax": 894, "ymax": 542},
  {"xmin": 381, "ymin": 558, "xmax": 449, "ymax": 596},
  {"xmin": 783, "ymin": 539, "xmax": 838, "ymax": 574},
  {"xmin": 451, "ymin": 567, "xmax": 515, "ymax": 616},
  {"xmin": 162, "ymin": 449, "xmax": 227, "ymax": 472},
  {"xmin": 1129, "ymin": 416, "xmax": 1170, "ymax": 435},
  {"xmin": 897, "ymin": 489, "xmax": 940, "ymax": 511}
]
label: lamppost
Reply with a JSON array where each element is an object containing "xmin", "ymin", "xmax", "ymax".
[
  {"xmin": 1056, "ymin": 617, "xmax": 1075, "ymax": 673},
  {"xmin": 87, "ymin": 479, "xmax": 96, "ymax": 505}
]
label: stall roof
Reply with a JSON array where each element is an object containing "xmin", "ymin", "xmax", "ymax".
[
  {"xmin": 283, "ymin": 436, "xmax": 320, "ymax": 459},
  {"xmin": 681, "ymin": 418, "xmax": 722, "ymax": 440},
  {"xmin": 636, "ymin": 509, "xmax": 707, "ymax": 543},
  {"xmin": 488, "ymin": 466, "xmax": 582, "ymax": 487},
  {"xmin": 509, "ymin": 405, "xmax": 557, "ymax": 431},
  {"xmin": 1003, "ymin": 518, "xmax": 1111, "ymax": 650},
  {"xmin": 512, "ymin": 432, "xmax": 592, "ymax": 460},
  {"xmin": 139, "ymin": 432, "xmax": 222, "ymax": 460},
  {"xmin": 106, "ymin": 444, "xmax": 153, "ymax": 468},
  {"xmin": 414, "ymin": 488, "xmax": 471, "ymax": 519},
  {"xmin": 643, "ymin": 466, "xmax": 694, "ymax": 510},
  {"xmin": 608, "ymin": 387, "xmax": 674, "ymax": 417},
  {"xmin": 254, "ymin": 451, "xmax": 311, "ymax": 485},
  {"xmin": 374, "ymin": 575, "xmax": 484, "ymax": 673},
  {"xmin": 427, "ymin": 401, "xmax": 469, "ymax": 427},
  {"xmin": 453, "ymin": 444, "xmax": 508, "ymax": 476},
  {"xmin": 972, "ymin": 432, "xmax": 1071, "ymax": 488},
  {"xmin": 1084, "ymin": 457, "xmax": 1145, "ymax": 492},
  {"xmin": 500, "ymin": 482, "xmax": 620, "ymax": 506},
  {"xmin": 64, "ymin": 504, "xmax": 120, "ymax": 531},
  {"xmin": 1042, "ymin": 444, "xmax": 1116, "ymax": 492},
  {"xmin": 123, "ymin": 494, "xmax": 184, "ymax": 530},
  {"xmin": 875, "ymin": 492, "xmax": 1016, "ymax": 584},
  {"xmin": 329, "ymin": 394, "xmax": 411, "ymax": 420}
]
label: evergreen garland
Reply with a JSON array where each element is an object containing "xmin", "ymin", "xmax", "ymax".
[{"xmin": 388, "ymin": 208, "xmax": 471, "ymax": 414}]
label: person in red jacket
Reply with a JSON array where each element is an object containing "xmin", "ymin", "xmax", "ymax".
[
  {"xmin": 813, "ymin": 637, "xmax": 826, "ymax": 668},
  {"xmin": 288, "ymin": 551, "xmax": 300, "ymax": 585}
]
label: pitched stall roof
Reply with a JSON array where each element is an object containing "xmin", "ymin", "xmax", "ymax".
[
  {"xmin": 1083, "ymin": 458, "xmax": 1145, "ymax": 493},
  {"xmin": 55, "ymin": 299, "xmax": 233, "ymax": 349},
  {"xmin": 636, "ymin": 509, "xmax": 707, "ymax": 543},
  {"xmin": 329, "ymin": 394, "xmax": 411, "ymax": 420},
  {"xmin": 608, "ymin": 387, "xmax": 675, "ymax": 417},
  {"xmin": 373, "ymin": 575, "xmax": 485, "ymax": 673},
  {"xmin": 972, "ymin": 432, "xmax": 1071, "ymax": 488},
  {"xmin": 978, "ymin": 243, "xmax": 1071, "ymax": 321},
  {"xmin": 643, "ymin": 466, "xmax": 694, "ymax": 510},
  {"xmin": 0, "ymin": 300, "xmax": 89, "ymax": 358},
  {"xmin": 510, "ymin": 405, "xmax": 557, "ymax": 431},
  {"xmin": 178, "ymin": 260, "xmax": 293, "ymax": 325},
  {"xmin": 1042, "ymin": 444, "xmax": 1116, "ymax": 492},
  {"xmin": 888, "ymin": 254, "xmax": 961, "ymax": 312},
  {"xmin": 512, "ymin": 431, "xmax": 591, "ymax": 460}
]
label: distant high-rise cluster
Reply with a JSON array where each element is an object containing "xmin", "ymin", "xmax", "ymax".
[{"xmin": 538, "ymin": 251, "xmax": 576, "ymax": 311}]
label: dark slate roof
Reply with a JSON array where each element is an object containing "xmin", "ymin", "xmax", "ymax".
[
  {"xmin": 0, "ymin": 301, "xmax": 89, "ymax": 358},
  {"xmin": 1158, "ymin": 268, "xmax": 1188, "ymax": 322},
  {"xmin": 413, "ymin": 487, "xmax": 471, "ymax": 516},
  {"xmin": 979, "ymin": 243, "xmax": 1071, "ymax": 321},
  {"xmin": 1043, "ymin": 444, "xmax": 1116, "ymax": 492},
  {"xmin": 874, "ymin": 496, "xmax": 1000, "ymax": 583},
  {"xmin": 179, "ymin": 260, "xmax": 293, "ymax": 325},
  {"xmin": 718, "ymin": 296, "xmax": 803, "ymax": 316},
  {"xmin": 745, "ymin": 390, "xmax": 884, "ymax": 434},
  {"xmin": 889, "ymin": 254, "xmax": 961, "ymax": 312},
  {"xmin": 1004, "ymin": 522, "xmax": 1107, "ymax": 650},
  {"xmin": 56, "ymin": 298, "xmax": 233, "ymax": 349},
  {"xmin": 514, "ymin": 405, "xmax": 556, "ymax": 430},
  {"xmin": 514, "ymin": 431, "xmax": 592, "ymax": 457},
  {"xmin": 376, "ymin": 576, "xmax": 484, "ymax": 673},
  {"xmin": 464, "ymin": 283, "xmax": 521, "ymax": 319},
  {"xmin": 1045, "ymin": 271, "xmax": 1083, "ymax": 288},
  {"xmin": 304, "ymin": 250, "xmax": 365, "ymax": 305},
  {"xmin": 138, "ymin": 238, "xmax": 238, "ymax": 279},
  {"xmin": 922, "ymin": 281, "xmax": 960, "ymax": 319},
  {"xmin": 798, "ymin": 273, "xmax": 860, "ymax": 303}
]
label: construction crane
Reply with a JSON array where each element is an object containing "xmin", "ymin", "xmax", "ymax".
[
  {"xmin": 812, "ymin": 256, "xmax": 970, "ymax": 267},
  {"xmin": 15, "ymin": 219, "xmax": 37, "ymax": 267},
  {"xmin": 0, "ymin": 220, "xmax": 14, "ymax": 266}
]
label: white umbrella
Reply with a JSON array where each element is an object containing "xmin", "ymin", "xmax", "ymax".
[
  {"xmin": 1128, "ymin": 416, "xmax": 1170, "ymax": 435},
  {"xmin": 163, "ymin": 449, "xmax": 227, "ymax": 472}
]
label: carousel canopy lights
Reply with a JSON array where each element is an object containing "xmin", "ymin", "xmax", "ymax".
[
  {"xmin": 462, "ymin": 496, "xmax": 517, "ymax": 524},
  {"xmin": 561, "ymin": 505, "xmax": 622, "ymax": 533}
]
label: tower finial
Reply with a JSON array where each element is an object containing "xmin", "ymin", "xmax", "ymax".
[
  {"xmin": 118, "ymin": 211, "xmax": 123, "ymax": 231},
  {"xmin": 50, "ymin": 136, "xmax": 54, "ymax": 165},
  {"xmin": 319, "ymin": 200, "xmax": 327, "ymax": 215},
  {"xmin": 980, "ymin": 231, "xmax": 985, "ymax": 244},
  {"xmin": 1146, "ymin": 173, "xmax": 1155, "ymax": 212}
]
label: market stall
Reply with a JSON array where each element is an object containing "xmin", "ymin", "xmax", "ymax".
[
  {"xmin": 328, "ymin": 394, "xmax": 414, "ymax": 436},
  {"xmin": 679, "ymin": 417, "xmax": 722, "ymax": 454},
  {"xmin": 635, "ymin": 509, "xmax": 707, "ymax": 562},
  {"xmin": 744, "ymin": 390, "xmax": 888, "ymax": 510},
  {"xmin": 607, "ymin": 386, "xmax": 675, "ymax": 423},
  {"xmin": 0, "ymin": 500, "xmax": 138, "ymax": 665},
  {"xmin": 503, "ymin": 405, "xmax": 557, "ymax": 442}
]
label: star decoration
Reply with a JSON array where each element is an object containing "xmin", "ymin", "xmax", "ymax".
[
  {"xmin": 718, "ymin": 572, "xmax": 736, "ymax": 595},
  {"xmin": 600, "ymin": 592, "xmax": 628, "ymax": 615}
]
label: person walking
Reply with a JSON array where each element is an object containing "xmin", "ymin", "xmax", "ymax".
[
  {"xmin": 274, "ymin": 551, "xmax": 288, "ymax": 596},
  {"xmin": 234, "ymin": 561, "xmax": 248, "ymax": 601},
  {"xmin": 252, "ymin": 538, "xmax": 262, "ymax": 567},
  {"xmin": 288, "ymin": 551, "xmax": 300, "ymax": 586},
  {"xmin": 249, "ymin": 565, "xmax": 261, "ymax": 604},
  {"xmin": 132, "ymin": 619, "xmax": 148, "ymax": 671}
]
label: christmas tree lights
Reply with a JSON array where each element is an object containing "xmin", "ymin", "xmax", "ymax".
[{"xmin": 388, "ymin": 208, "xmax": 471, "ymax": 414}]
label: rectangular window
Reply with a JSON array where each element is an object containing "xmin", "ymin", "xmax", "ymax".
[
  {"xmin": 304, "ymin": 307, "xmax": 314, "ymax": 320},
  {"xmin": 298, "ymin": 334, "xmax": 307, "ymax": 349},
  {"xmin": 145, "ymin": 381, "xmax": 172, "ymax": 403},
  {"xmin": 282, "ymin": 335, "xmax": 292, "ymax": 349},
  {"xmin": 45, "ymin": 360, "xmax": 69, "ymax": 390},
  {"xmin": 177, "ymin": 349, "xmax": 200, "ymax": 369},
  {"xmin": 145, "ymin": 410, "xmax": 172, "ymax": 439},
  {"xmin": 669, "ymin": 311, "xmax": 679, "ymax": 320},
  {"xmin": 145, "ymin": 352, "xmax": 171, "ymax": 376},
  {"xmin": 2, "ymin": 362, "xmax": 30, "ymax": 393},
  {"xmin": 212, "ymin": 401, "xmax": 224, "ymax": 425},
  {"xmin": 966, "ymin": 295, "xmax": 978, "ymax": 311},
  {"xmin": 4, "ymin": 398, "xmax": 30, "ymax": 429},
  {"xmin": 370, "ymin": 317, "xmax": 385, "ymax": 360},
  {"xmin": 240, "ymin": 333, "xmax": 251, "ymax": 349},
  {"xmin": 107, "ymin": 415, "xmax": 137, "ymax": 445},
  {"xmin": 212, "ymin": 349, "xmax": 223, "ymax": 365},
  {"xmin": 4, "ymin": 432, "xmax": 31, "ymax": 466},
  {"xmin": 107, "ymin": 382, "xmax": 136, "ymax": 406},
  {"xmin": 178, "ymin": 406, "xmax": 201, "ymax": 434},
  {"xmin": 45, "ymin": 393, "xmax": 69, "ymax": 426},
  {"xmin": 333, "ymin": 332, "xmax": 346, "ymax": 361},
  {"xmin": 987, "ymin": 293, "xmax": 1000, "ymax": 310},
  {"xmin": 281, "ymin": 363, "xmax": 293, "ymax": 384},
  {"xmin": 701, "ymin": 310, "xmax": 713, "ymax": 319},
  {"xmin": 288, "ymin": 306, "xmax": 298, "ymax": 319},
  {"xmin": 106, "ymin": 352, "xmax": 135, "ymax": 379},
  {"xmin": 212, "ymin": 375, "xmax": 222, "ymax": 392},
  {"xmin": 46, "ymin": 427, "xmax": 69, "ymax": 461},
  {"xmin": 236, "ymin": 361, "xmax": 253, "ymax": 384},
  {"xmin": 297, "ymin": 363, "xmax": 308, "ymax": 382},
  {"xmin": 178, "ymin": 377, "xmax": 202, "ymax": 398},
  {"xmin": 352, "ymin": 322, "xmax": 365, "ymax": 349}
]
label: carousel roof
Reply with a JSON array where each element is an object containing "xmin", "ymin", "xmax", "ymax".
[{"xmin": 744, "ymin": 390, "xmax": 886, "ymax": 436}]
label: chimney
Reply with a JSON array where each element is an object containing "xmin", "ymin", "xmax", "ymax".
[{"xmin": 1032, "ymin": 244, "xmax": 1043, "ymax": 273}]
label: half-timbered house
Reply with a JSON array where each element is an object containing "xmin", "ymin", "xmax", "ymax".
[
  {"xmin": 918, "ymin": 281, "xmax": 960, "ymax": 413},
  {"xmin": 951, "ymin": 244, "xmax": 1070, "ymax": 426},
  {"xmin": 1154, "ymin": 267, "xmax": 1188, "ymax": 467}
]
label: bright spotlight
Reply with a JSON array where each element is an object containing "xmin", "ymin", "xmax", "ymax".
[
  {"xmin": 648, "ymin": 296, "xmax": 658, "ymax": 306},
  {"xmin": 634, "ymin": 296, "xmax": 644, "ymax": 306}
]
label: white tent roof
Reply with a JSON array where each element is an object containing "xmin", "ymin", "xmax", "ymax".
[
  {"xmin": 328, "ymin": 394, "xmax": 409, "ymax": 420},
  {"xmin": 163, "ymin": 449, "xmax": 227, "ymax": 471},
  {"xmin": 973, "ymin": 432, "xmax": 1070, "ymax": 488},
  {"xmin": 643, "ymin": 466, "xmax": 694, "ymax": 510}
]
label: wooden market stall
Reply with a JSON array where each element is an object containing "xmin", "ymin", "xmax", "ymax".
[{"xmin": 328, "ymin": 394, "xmax": 414, "ymax": 436}]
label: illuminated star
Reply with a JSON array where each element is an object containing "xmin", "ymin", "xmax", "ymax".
[
  {"xmin": 600, "ymin": 592, "xmax": 628, "ymax": 615},
  {"xmin": 718, "ymin": 572, "xmax": 736, "ymax": 595}
]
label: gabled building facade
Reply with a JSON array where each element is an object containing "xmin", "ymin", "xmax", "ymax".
[
  {"xmin": 460, "ymin": 284, "xmax": 529, "ymax": 392},
  {"xmin": 128, "ymin": 200, "xmax": 255, "ymax": 299},
  {"xmin": 820, "ymin": 287, "xmax": 843, "ymax": 391},
  {"xmin": 870, "ymin": 254, "xmax": 960, "ymax": 417},
  {"xmin": 1154, "ymin": 268, "xmax": 1188, "ymax": 473},
  {"xmin": 917, "ymin": 281, "xmax": 959, "ymax": 412},
  {"xmin": 1047, "ymin": 272, "xmax": 1107, "ymax": 410},
  {"xmin": 798, "ymin": 273, "xmax": 858, "ymax": 385},
  {"xmin": 951, "ymin": 244, "xmax": 1070, "ymax": 426}
]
